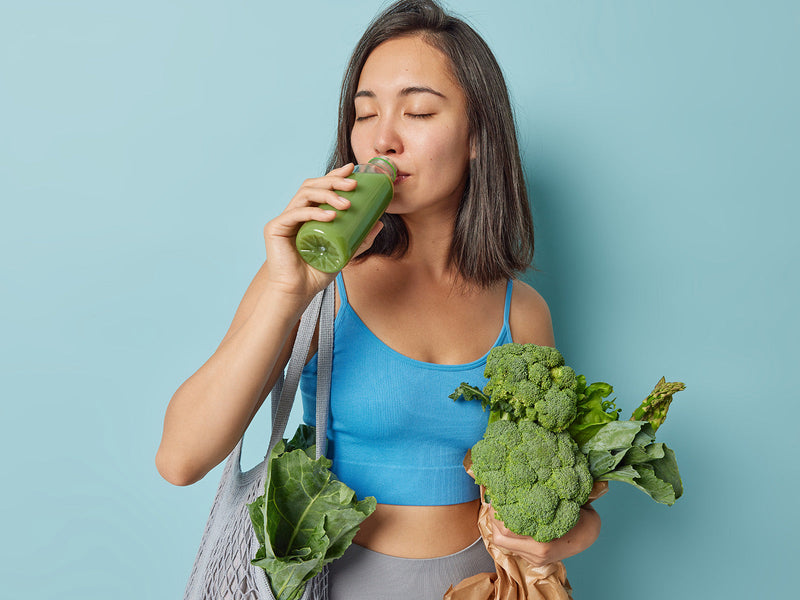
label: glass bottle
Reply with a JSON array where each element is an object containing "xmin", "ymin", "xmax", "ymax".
[{"xmin": 295, "ymin": 156, "xmax": 397, "ymax": 273}]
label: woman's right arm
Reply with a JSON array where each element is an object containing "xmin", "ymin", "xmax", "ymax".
[{"xmin": 155, "ymin": 164, "xmax": 363, "ymax": 486}]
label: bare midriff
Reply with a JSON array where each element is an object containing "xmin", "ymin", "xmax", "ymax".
[{"xmin": 352, "ymin": 499, "xmax": 482, "ymax": 558}]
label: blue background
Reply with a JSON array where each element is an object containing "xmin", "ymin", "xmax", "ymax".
[{"xmin": 2, "ymin": 1, "xmax": 798, "ymax": 598}]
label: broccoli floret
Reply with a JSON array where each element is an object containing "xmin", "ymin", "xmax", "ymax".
[
  {"xmin": 537, "ymin": 388, "xmax": 578, "ymax": 431},
  {"xmin": 478, "ymin": 343, "xmax": 580, "ymax": 431},
  {"xmin": 550, "ymin": 365, "xmax": 577, "ymax": 391},
  {"xmin": 524, "ymin": 344, "xmax": 564, "ymax": 369},
  {"xmin": 471, "ymin": 419, "xmax": 593, "ymax": 543},
  {"xmin": 526, "ymin": 362, "xmax": 552, "ymax": 390},
  {"xmin": 508, "ymin": 380, "xmax": 546, "ymax": 421}
]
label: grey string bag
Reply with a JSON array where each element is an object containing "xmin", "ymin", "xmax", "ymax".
[{"xmin": 183, "ymin": 283, "xmax": 334, "ymax": 600}]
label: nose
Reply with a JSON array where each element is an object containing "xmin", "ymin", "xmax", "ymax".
[{"xmin": 373, "ymin": 116, "xmax": 403, "ymax": 156}]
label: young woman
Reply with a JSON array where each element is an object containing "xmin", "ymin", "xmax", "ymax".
[{"xmin": 157, "ymin": 1, "xmax": 600, "ymax": 598}]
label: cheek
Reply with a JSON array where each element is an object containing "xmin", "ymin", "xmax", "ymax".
[
  {"xmin": 349, "ymin": 128, "xmax": 371, "ymax": 163},
  {"xmin": 432, "ymin": 124, "xmax": 470, "ymax": 161},
  {"xmin": 422, "ymin": 128, "xmax": 471, "ymax": 179}
]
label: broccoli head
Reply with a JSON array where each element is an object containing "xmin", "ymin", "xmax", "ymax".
[
  {"xmin": 471, "ymin": 419, "xmax": 593, "ymax": 542},
  {"xmin": 482, "ymin": 343, "xmax": 579, "ymax": 431}
]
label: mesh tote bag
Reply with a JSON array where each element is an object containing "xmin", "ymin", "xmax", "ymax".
[{"xmin": 183, "ymin": 283, "xmax": 335, "ymax": 600}]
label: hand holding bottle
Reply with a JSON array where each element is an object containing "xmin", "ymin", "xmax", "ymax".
[
  {"xmin": 296, "ymin": 157, "xmax": 396, "ymax": 273},
  {"xmin": 262, "ymin": 163, "xmax": 386, "ymax": 300}
]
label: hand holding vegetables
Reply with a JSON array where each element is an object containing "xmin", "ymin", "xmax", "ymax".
[
  {"xmin": 451, "ymin": 343, "xmax": 684, "ymax": 543},
  {"xmin": 446, "ymin": 343, "xmax": 684, "ymax": 599}
]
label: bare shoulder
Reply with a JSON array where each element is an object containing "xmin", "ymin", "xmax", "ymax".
[{"xmin": 509, "ymin": 279, "xmax": 555, "ymax": 347}]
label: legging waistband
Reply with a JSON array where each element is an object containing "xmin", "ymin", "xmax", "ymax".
[{"xmin": 328, "ymin": 538, "xmax": 495, "ymax": 600}]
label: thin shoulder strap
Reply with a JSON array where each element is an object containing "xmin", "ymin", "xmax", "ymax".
[
  {"xmin": 335, "ymin": 272, "xmax": 348, "ymax": 308},
  {"xmin": 503, "ymin": 279, "xmax": 513, "ymax": 324}
]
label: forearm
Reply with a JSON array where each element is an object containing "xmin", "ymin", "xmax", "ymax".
[{"xmin": 156, "ymin": 287, "xmax": 308, "ymax": 485}]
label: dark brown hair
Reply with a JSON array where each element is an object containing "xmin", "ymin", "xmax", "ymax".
[{"xmin": 327, "ymin": 0, "xmax": 534, "ymax": 287}]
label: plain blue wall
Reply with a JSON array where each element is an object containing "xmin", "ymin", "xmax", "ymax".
[{"xmin": 2, "ymin": 1, "xmax": 797, "ymax": 598}]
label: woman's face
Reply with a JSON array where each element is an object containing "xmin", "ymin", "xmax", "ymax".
[{"xmin": 350, "ymin": 35, "xmax": 472, "ymax": 217}]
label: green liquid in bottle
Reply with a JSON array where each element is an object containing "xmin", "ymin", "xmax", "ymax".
[{"xmin": 296, "ymin": 158, "xmax": 395, "ymax": 273}]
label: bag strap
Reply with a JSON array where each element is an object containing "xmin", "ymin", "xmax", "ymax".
[
  {"xmin": 267, "ymin": 281, "xmax": 334, "ymax": 458},
  {"xmin": 314, "ymin": 282, "xmax": 334, "ymax": 458}
]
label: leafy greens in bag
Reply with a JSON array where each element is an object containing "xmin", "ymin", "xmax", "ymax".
[{"xmin": 248, "ymin": 425, "xmax": 376, "ymax": 600}]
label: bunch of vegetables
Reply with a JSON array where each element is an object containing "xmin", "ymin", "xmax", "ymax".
[
  {"xmin": 248, "ymin": 425, "xmax": 376, "ymax": 600},
  {"xmin": 451, "ymin": 343, "xmax": 684, "ymax": 543}
]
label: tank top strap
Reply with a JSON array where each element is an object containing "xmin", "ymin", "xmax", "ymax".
[
  {"xmin": 335, "ymin": 272, "xmax": 349, "ymax": 309},
  {"xmin": 503, "ymin": 279, "xmax": 513, "ymax": 326}
]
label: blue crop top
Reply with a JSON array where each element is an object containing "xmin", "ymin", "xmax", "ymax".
[{"xmin": 300, "ymin": 273, "xmax": 514, "ymax": 506}]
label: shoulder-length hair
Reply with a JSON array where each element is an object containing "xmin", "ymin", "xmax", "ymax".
[{"xmin": 327, "ymin": 0, "xmax": 534, "ymax": 287}]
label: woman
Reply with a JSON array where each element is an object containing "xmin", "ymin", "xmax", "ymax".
[{"xmin": 157, "ymin": 1, "xmax": 600, "ymax": 598}]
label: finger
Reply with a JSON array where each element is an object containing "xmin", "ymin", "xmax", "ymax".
[
  {"xmin": 587, "ymin": 480, "xmax": 609, "ymax": 502},
  {"xmin": 325, "ymin": 162, "xmax": 355, "ymax": 177},
  {"xmin": 353, "ymin": 219, "xmax": 384, "ymax": 257},
  {"xmin": 290, "ymin": 188, "xmax": 352, "ymax": 211},
  {"xmin": 301, "ymin": 175, "xmax": 357, "ymax": 193},
  {"xmin": 268, "ymin": 206, "xmax": 337, "ymax": 237},
  {"xmin": 492, "ymin": 517, "xmax": 515, "ymax": 539}
]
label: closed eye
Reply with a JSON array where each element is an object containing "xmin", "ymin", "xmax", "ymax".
[
  {"xmin": 355, "ymin": 114, "xmax": 377, "ymax": 122},
  {"xmin": 407, "ymin": 113, "xmax": 434, "ymax": 119}
]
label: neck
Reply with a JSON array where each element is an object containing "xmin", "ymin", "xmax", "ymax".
[{"xmin": 397, "ymin": 208, "xmax": 458, "ymax": 281}]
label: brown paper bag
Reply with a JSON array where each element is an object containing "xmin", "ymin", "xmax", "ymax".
[{"xmin": 444, "ymin": 454, "xmax": 608, "ymax": 600}]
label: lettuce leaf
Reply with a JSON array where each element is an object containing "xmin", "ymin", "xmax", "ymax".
[
  {"xmin": 248, "ymin": 426, "xmax": 376, "ymax": 600},
  {"xmin": 567, "ymin": 377, "xmax": 621, "ymax": 447}
]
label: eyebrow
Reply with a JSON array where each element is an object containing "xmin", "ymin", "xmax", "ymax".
[{"xmin": 354, "ymin": 86, "xmax": 447, "ymax": 99}]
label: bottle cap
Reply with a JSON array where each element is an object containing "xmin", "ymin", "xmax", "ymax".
[{"xmin": 368, "ymin": 156, "xmax": 398, "ymax": 182}]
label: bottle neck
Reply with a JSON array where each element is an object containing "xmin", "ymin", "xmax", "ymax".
[{"xmin": 353, "ymin": 156, "xmax": 397, "ymax": 181}]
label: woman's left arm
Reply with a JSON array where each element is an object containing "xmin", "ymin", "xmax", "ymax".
[{"xmin": 499, "ymin": 279, "xmax": 601, "ymax": 565}]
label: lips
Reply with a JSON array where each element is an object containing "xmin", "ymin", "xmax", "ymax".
[{"xmin": 395, "ymin": 172, "xmax": 410, "ymax": 184}]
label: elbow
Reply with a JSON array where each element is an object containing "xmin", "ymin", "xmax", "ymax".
[
  {"xmin": 155, "ymin": 445, "xmax": 207, "ymax": 487},
  {"xmin": 581, "ymin": 504, "xmax": 602, "ymax": 547}
]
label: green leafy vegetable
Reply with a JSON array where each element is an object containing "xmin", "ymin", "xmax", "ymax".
[
  {"xmin": 248, "ymin": 425, "xmax": 376, "ymax": 600},
  {"xmin": 567, "ymin": 376, "xmax": 620, "ymax": 447},
  {"xmin": 581, "ymin": 420, "xmax": 683, "ymax": 505},
  {"xmin": 452, "ymin": 343, "xmax": 686, "ymax": 540}
]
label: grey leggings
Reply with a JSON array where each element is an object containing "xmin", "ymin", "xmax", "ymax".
[{"xmin": 328, "ymin": 537, "xmax": 496, "ymax": 600}]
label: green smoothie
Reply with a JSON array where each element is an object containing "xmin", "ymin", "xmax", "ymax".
[{"xmin": 295, "ymin": 158, "xmax": 396, "ymax": 273}]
